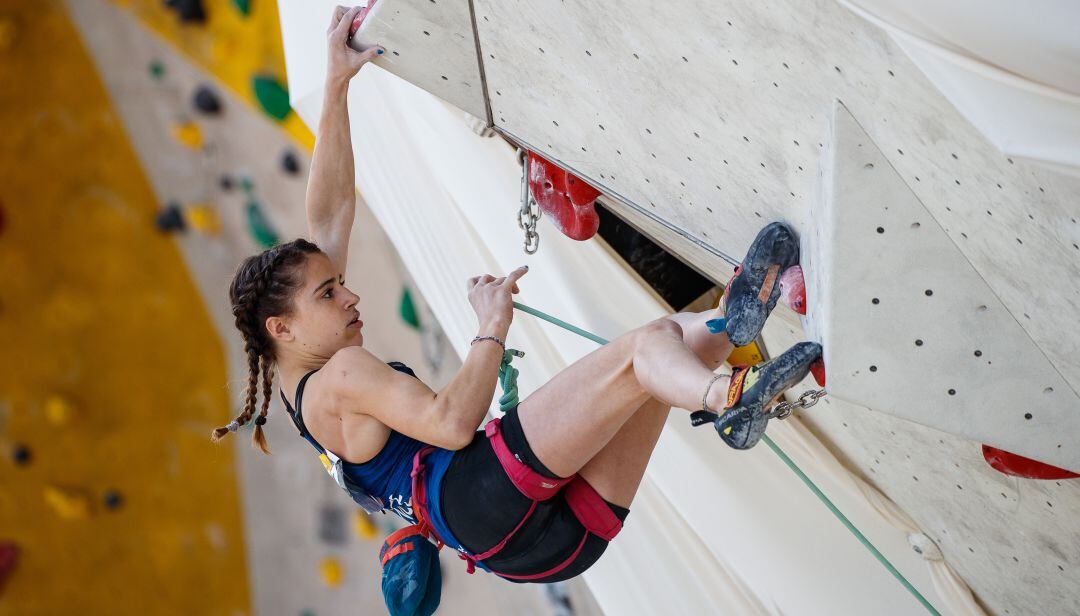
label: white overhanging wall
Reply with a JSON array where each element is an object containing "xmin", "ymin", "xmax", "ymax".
[{"xmin": 279, "ymin": 3, "xmax": 987, "ymax": 614}]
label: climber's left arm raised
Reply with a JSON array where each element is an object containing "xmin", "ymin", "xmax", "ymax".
[{"xmin": 305, "ymin": 4, "xmax": 384, "ymax": 275}]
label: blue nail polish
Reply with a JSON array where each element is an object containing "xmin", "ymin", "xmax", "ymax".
[
  {"xmin": 706, "ymin": 318, "xmax": 727, "ymax": 335},
  {"xmin": 376, "ymin": 49, "xmax": 384, "ymax": 55}
]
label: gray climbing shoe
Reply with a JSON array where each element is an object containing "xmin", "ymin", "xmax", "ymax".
[
  {"xmin": 691, "ymin": 341, "xmax": 822, "ymax": 450},
  {"xmin": 720, "ymin": 222, "xmax": 800, "ymax": 347}
]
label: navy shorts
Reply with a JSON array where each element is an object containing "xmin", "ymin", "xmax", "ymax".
[{"xmin": 439, "ymin": 406, "xmax": 630, "ymax": 583}]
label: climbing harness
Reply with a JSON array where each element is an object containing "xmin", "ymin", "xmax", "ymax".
[
  {"xmin": 516, "ymin": 148, "xmax": 541, "ymax": 254},
  {"xmin": 409, "ymin": 415, "xmax": 624, "ymax": 580},
  {"xmin": 498, "ymin": 300, "xmax": 940, "ymax": 615}
]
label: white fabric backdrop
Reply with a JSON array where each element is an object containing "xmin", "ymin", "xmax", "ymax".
[
  {"xmin": 839, "ymin": 0, "xmax": 1080, "ymax": 173},
  {"xmin": 279, "ymin": 2, "xmax": 985, "ymax": 613}
]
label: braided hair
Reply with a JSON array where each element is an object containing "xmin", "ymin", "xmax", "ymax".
[{"xmin": 211, "ymin": 238, "xmax": 322, "ymax": 454}]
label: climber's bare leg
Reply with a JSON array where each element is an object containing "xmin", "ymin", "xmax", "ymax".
[
  {"xmin": 517, "ymin": 310, "xmax": 734, "ymax": 507},
  {"xmin": 571, "ymin": 311, "xmax": 733, "ymax": 507}
]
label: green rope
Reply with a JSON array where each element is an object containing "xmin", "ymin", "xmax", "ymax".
[{"xmin": 497, "ymin": 300, "xmax": 939, "ymax": 615}]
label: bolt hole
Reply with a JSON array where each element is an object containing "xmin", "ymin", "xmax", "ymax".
[
  {"xmin": 915, "ymin": 339, "xmax": 923, "ymax": 346},
  {"xmin": 974, "ymin": 350, "xmax": 982, "ymax": 357},
  {"xmin": 948, "ymin": 389, "xmax": 956, "ymax": 396},
  {"xmin": 1044, "ymin": 387, "xmax": 1054, "ymax": 394},
  {"xmin": 876, "ymin": 226, "xmax": 885, "ymax": 234},
  {"xmin": 871, "ymin": 298, "xmax": 880, "ymax": 305},
  {"xmin": 925, "ymin": 289, "xmax": 933, "ymax": 296},
  {"xmin": 911, "ymin": 222, "xmax": 920, "ymax": 229},
  {"xmin": 869, "ymin": 365, "xmax": 878, "ymax": 372},
  {"xmin": 1024, "ymin": 413, "xmax": 1033, "ymax": 420}
]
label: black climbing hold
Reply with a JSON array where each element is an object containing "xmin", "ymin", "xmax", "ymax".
[
  {"xmin": 219, "ymin": 175, "xmax": 234, "ymax": 191},
  {"xmin": 281, "ymin": 150, "xmax": 300, "ymax": 175},
  {"xmin": 12, "ymin": 444, "xmax": 30, "ymax": 466},
  {"xmin": 103, "ymin": 490, "xmax": 124, "ymax": 510},
  {"xmin": 155, "ymin": 202, "xmax": 186, "ymax": 233},
  {"xmin": 193, "ymin": 85, "xmax": 222, "ymax": 115},
  {"xmin": 318, "ymin": 505, "xmax": 348, "ymax": 546},
  {"xmin": 164, "ymin": 0, "xmax": 206, "ymax": 23}
]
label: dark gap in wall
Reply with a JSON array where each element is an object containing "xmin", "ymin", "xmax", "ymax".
[{"xmin": 594, "ymin": 202, "xmax": 716, "ymax": 310}]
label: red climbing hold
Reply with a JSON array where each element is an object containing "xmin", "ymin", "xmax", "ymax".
[
  {"xmin": 527, "ymin": 152, "xmax": 601, "ymax": 241},
  {"xmin": 981, "ymin": 445, "xmax": 1079, "ymax": 480},
  {"xmin": 779, "ymin": 265, "xmax": 806, "ymax": 314},
  {"xmin": 0, "ymin": 542, "xmax": 19, "ymax": 596},
  {"xmin": 348, "ymin": 0, "xmax": 378, "ymax": 38},
  {"xmin": 810, "ymin": 357, "xmax": 826, "ymax": 387}
]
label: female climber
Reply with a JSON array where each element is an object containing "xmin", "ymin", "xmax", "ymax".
[{"xmin": 212, "ymin": 4, "xmax": 821, "ymax": 590}]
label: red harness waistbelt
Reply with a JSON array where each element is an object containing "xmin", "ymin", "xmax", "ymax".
[{"xmin": 410, "ymin": 417, "xmax": 623, "ymax": 579}]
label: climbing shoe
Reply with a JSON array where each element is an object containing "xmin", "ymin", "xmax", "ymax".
[
  {"xmin": 696, "ymin": 341, "xmax": 822, "ymax": 450},
  {"xmin": 720, "ymin": 222, "xmax": 800, "ymax": 347}
]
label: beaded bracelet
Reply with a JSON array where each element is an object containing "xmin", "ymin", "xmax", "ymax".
[{"xmin": 471, "ymin": 334, "xmax": 506, "ymax": 351}]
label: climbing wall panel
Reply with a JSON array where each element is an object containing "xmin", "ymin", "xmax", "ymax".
[
  {"xmin": 351, "ymin": 0, "xmax": 488, "ymax": 122},
  {"xmin": 113, "ymin": 0, "xmax": 315, "ymax": 148},
  {"xmin": 469, "ymin": 0, "xmax": 1080, "ymax": 407},
  {"xmin": 761, "ymin": 315, "xmax": 1080, "ymax": 616},
  {"xmin": 804, "ymin": 103, "xmax": 1079, "ymax": 472},
  {"xmin": 0, "ymin": 1, "xmax": 249, "ymax": 612}
]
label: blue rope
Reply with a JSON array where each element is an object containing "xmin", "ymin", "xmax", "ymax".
[{"xmin": 498, "ymin": 300, "xmax": 939, "ymax": 615}]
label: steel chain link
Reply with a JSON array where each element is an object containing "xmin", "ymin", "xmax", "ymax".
[
  {"xmin": 770, "ymin": 388, "xmax": 827, "ymax": 420},
  {"xmin": 517, "ymin": 149, "xmax": 541, "ymax": 254}
]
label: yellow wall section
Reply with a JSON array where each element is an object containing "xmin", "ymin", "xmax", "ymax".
[
  {"xmin": 0, "ymin": 3, "xmax": 250, "ymax": 614},
  {"xmin": 114, "ymin": 0, "xmax": 316, "ymax": 150}
]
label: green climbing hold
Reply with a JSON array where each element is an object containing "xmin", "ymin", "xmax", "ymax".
[
  {"xmin": 246, "ymin": 200, "xmax": 279, "ymax": 248},
  {"xmin": 149, "ymin": 60, "xmax": 165, "ymax": 79},
  {"xmin": 252, "ymin": 75, "xmax": 291, "ymax": 121},
  {"xmin": 231, "ymin": 0, "xmax": 252, "ymax": 16},
  {"xmin": 399, "ymin": 288, "xmax": 421, "ymax": 330}
]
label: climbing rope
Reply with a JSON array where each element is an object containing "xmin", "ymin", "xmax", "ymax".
[{"xmin": 494, "ymin": 300, "xmax": 941, "ymax": 616}]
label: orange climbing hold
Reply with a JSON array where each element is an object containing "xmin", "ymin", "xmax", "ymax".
[{"xmin": 527, "ymin": 151, "xmax": 601, "ymax": 241}]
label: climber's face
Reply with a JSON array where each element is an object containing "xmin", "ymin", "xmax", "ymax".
[{"xmin": 267, "ymin": 252, "xmax": 364, "ymax": 356}]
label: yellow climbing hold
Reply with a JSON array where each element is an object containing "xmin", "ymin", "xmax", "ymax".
[
  {"xmin": 43, "ymin": 485, "xmax": 92, "ymax": 519},
  {"xmin": 353, "ymin": 510, "xmax": 378, "ymax": 540},
  {"xmin": 171, "ymin": 121, "xmax": 203, "ymax": 150},
  {"xmin": 187, "ymin": 203, "xmax": 221, "ymax": 236},
  {"xmin": 43, "ymin": 394, "xmax": 75, "ymax": 427},
  {"xmin": 319, "ymin": 557, "xmax": 343, "ymax": 587}
]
